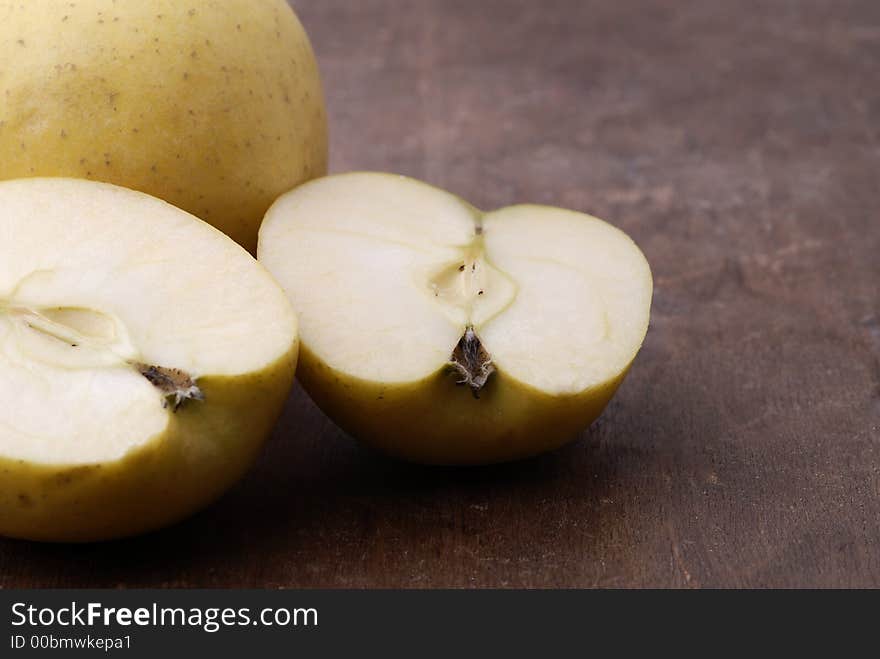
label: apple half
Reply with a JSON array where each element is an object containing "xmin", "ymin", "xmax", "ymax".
[
  {"xmin": 258, "ymin": 172, "xmax": 652, "ymax": 465},
  {"xmin": 0, "ymin": 178, "xmax": 297, "ymax": 541}
]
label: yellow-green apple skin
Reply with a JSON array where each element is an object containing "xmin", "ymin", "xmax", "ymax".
[
  {"xmin": 0, "ymin": 0, "xmax": 327, "ymax": 253},
  {"xmin": 0, "ymin": 178, "xmax": 298, "ymax": 542},
  {"xmin": 259, "ymin": 173, "xmax": 653, "ymax": 465},
  {"xmin": 0, "ymin": 361, "xmax": 295, "ymax": 542},
  {"xmin": 297, "ymin": 344, "xmax": 630, "ymax": 465}
]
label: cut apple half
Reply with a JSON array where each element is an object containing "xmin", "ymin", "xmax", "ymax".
[
  {"xmin": 258, "ymin": 172, "xmax": 652, "ymax": 465},
  {"xmin": 0, "ymin": 178, "xmax": 298, "ymax": 541}
]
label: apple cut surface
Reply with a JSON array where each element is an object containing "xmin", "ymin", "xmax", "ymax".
[
  {"xmin": 258, "ymin": 172, "xmax": 652, "ymax": 465},
  {"xmin": 0, "ymin": 178, "xmax": 298, "ymax": 541}
]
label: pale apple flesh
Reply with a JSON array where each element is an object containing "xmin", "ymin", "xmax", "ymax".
[
  {"xmin": 0, "ymin": 178, "xmax": 298, "ymax": 541},
  {"xmin": 258, "ymin": 173, "xmax": 652, "ymax": 464}
]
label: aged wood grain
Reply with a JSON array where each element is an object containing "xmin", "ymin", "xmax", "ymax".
[{"xmin": 1, "ymin": 0, "xmax": 878, "ymax": 588}]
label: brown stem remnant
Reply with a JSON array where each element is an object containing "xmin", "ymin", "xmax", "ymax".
[
  {"xmin": 449, "ymin": 326, "xmax": 495, "ymax": 398},
  {"xmin": 134, "ymin": 363, "xmax": 204, "ymax": 411}
]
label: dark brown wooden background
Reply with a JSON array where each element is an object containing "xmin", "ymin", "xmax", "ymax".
[{"xmin": 2, "ymin": 0, "xmax": 879, "ymax": 588}]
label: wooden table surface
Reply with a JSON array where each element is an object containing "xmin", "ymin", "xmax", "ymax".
[{"xmin": 2, "ymin": 0, "xmax": 879, "ymax": 589}]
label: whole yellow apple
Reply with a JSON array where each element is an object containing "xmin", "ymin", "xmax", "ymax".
[{"xmin": 0, "ymin": 0, "xmax": 327, "ymax": 253}]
